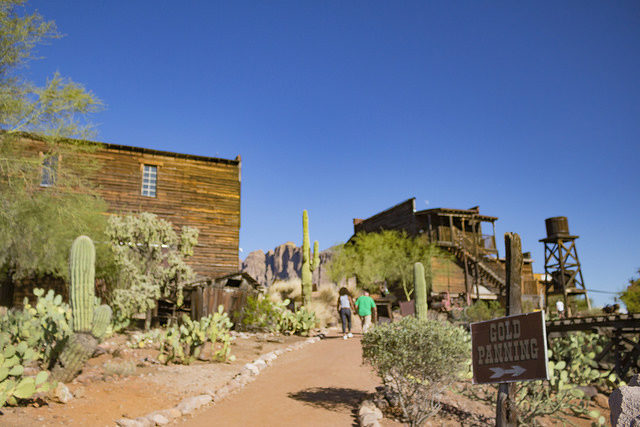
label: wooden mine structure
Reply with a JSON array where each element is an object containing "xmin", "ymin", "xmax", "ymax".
[
  {"xmin": 539, "ymin": 216, "xmax": 590, "ymax": 315},
  {"xmin": 353, "ymin": 198, "xmax": 538, "ymax": 303}
]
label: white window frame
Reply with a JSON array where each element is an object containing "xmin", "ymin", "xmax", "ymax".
[{"xmin": 141, "ymin": 164, "xmax": 158, "ymax": 197}]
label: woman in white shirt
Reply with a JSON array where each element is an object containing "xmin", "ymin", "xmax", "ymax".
[{"xmin": 336, "ymin": 287, "xmax": 355, "ymax": 339}]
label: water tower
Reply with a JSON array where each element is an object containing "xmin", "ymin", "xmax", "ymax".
[{"xmin": 539, "ymin": 216, "xmax": 590, "ymax": 316}]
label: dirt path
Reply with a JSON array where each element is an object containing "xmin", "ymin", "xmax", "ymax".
[{"xmin": 181, "ymin": 331, "xmax": 402, "ymax": 427}]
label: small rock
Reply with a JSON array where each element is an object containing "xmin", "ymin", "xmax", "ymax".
[
  {"xmin": 145, "ymin": 413, "xmax": 169, "ymax": 425},
  {"xmin": 253, "ymin": 359, "xmax": 267, "ymax": 370},
  {"xmin": 243, "ymin": 363, "xmax": 260, "ymax": 376},
  {"xmin": 262, "ymin": 352, "xmax": 278, "ymax": 364},
  {"xmin": 628, "ymin": 374, "xmax": 640, "ymax": 387},
  {"xmin": 360, "ymin": 412, "xmax": 381, "ymax": 427},
  {"xmin": 134, "ymin": 418, "xmax": 154, "ymax": 427},
  {"xmin": 176, "ymin": 394, "xmax": 212, "ymax": 415},
  {"xmin": 359, "ymin": 400, "xmax": 382, "ymax": 418},
  {"xmin": 266, "ymin": 336, "xmax": 284, "ymax": 343},
  {"xmin": 116, "ymin": 418, "xmax": 145, "ymax": 427},
  {"xmin": 214, "ymin": 386, "xmax": 231, "ymax": 401},
  {"xmin": 73, "ymin": 387, "xmax": 86, "ymax": 399},
  {"xmin": 52, "ymin": 383, "xmax": 73, "ymax": 404}
]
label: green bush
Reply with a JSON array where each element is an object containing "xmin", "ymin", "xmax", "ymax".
[
  {"xmin": 462, "ymin": 300, "xmax": 505, "ymax": 323},
  {"xmin": 362, "ymin": 317, "xmax": 470, "ymax": 426},
  {"xmin": 236, "ymin": 295, "xmax": 316, "ymax": 335},
  {"xmin": 236, "ymin": 295, "xmax": 283, "ymax": 332},
  {"xmin": 158, "ymin": 308, "xmax": 234, "ymax": 365}
]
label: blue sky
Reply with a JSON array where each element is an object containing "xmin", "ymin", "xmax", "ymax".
[{"xmin": 26, "ymin": 1, "xmax": 639, "ymax": 306}]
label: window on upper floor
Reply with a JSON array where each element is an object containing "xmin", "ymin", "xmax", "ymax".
[
  {"xmin": 141, "ymin": 164, "xmax": 157, "ymax": 197},
  {"xmin": 40, "ymin": 155, "xmax": 58, "ymax": 187}
]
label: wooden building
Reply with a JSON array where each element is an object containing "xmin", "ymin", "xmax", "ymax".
[
  {"xmin": 353, "ymin": 198, "xmax": 537, "ymax": 303},
  {"xmin": 93, "ymin": 142, "xmax": 241, "ymax": 279},
  {"xmin": 8, "ymin": 135, "xmax": 241, "ymax": 300}
]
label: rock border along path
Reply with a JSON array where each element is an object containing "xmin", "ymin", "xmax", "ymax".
[{"xmin": 115, "ymin": 336, "xmax": 322, "ymax": 427}]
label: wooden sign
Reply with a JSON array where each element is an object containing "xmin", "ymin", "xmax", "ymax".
[{"xmin": 471, "ymin": 310, "xmax": 548, "ymax": 384}]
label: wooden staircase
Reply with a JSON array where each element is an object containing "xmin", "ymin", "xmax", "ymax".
[{"xmin": 444, "ymin": 233, "xmax": 505, "ymax": 293}]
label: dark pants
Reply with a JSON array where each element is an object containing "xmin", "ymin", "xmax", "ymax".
[{"xmin": 340, "ymin": 308, "xmax": 352, "ymax": 333}]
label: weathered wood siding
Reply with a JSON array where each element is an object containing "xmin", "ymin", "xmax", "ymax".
[
  {"xmin": 92, "ymin": 144, "xmax": 241, "ymax": 279},
  {"xmin": 431, "ymin": 256, "xmax": 466, "ymax": 294},
  {"xmin": 354, "ymin": 198, "xmax": 417, "ymax": 235}
]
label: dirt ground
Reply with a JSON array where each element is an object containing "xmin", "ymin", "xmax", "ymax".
[
  {"xmin": 0, "ymin": 331, "xmax": 307, "ymax": 426},
  {"xmin": 0, "ymin": 327, "xmax": 612, "ymax": 427}
]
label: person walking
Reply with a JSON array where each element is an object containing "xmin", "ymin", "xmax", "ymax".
[
  {"xmin": 337, "ymin": 287, "xmax": 355, "ymax": 339},
  {"xmin": 355, "ymin": 290, "xmax": 377, "ymax": 334}
]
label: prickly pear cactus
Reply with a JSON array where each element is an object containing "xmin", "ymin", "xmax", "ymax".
[
  {"xmin": 301, "ymin": 210, "xmax": 319, "ymax": 306},
  {"xmin": 52, "ymin": 236, "xmax": 112, "ymax": 382},
  {"xmin": 414, "ymin": 262, "xmax": 428, "ymax": 321}
]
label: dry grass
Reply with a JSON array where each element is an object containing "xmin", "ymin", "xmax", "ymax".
[
  {"xmin": 268, "ymin": 279, "xmax": 302, "ymax": 304},
  {"xmin": 306, "ymin": 300, "xmax": 338, "ymax": 328}
]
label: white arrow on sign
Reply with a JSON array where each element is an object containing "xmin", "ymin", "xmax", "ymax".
[{"xmin": 489, "ymin": 365, "xmax": 526, "ymax": 379}]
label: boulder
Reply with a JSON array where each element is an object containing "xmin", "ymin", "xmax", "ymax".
[{"xmin": 610, "ymin": 384, "xmax": 640, "ymax": 426}]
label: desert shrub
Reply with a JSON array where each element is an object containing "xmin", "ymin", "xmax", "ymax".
[
  {"xmin": 462, "ymin": 300, "xmax": 505, "ymax": 323},
  {"xmin": 158, "ymin": 308, "xmax": 234, "ymax": 365},
  {"xmin": 102, "ymin": 360, "xmax": 136, "ymax": 377},
  {"xmin": 236, "ymin": 295, "xmax": 316, "ymax": 335},
  {"xmin": 267, "ymin": 279, "xmax": 301, "ymax": 304},
  {"xmin": 236, "ymin": 295, "xmax": 283, "ymax": 332},
  {"xmin": 362, "ymin": 317, "xmax": 471, "ymax": 426},
  {"xmin": 306, "ymin": 300, "xmax": 335, "ymax": 328},
  {"xmin": 316, "ymin": 286, "xmax": 338, "ymax": 305},
  {"xmin": 0, "ymin": 288, "xmax": 72, "ymax": 366}
]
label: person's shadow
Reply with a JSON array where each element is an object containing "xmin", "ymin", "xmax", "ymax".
[{"xmin": 288, "ymin": 387, "xmax": 371, "ymax": 426}]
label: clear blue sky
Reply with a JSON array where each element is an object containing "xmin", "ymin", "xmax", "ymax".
[{"xmin": 26, "ymin": 1, "xmax": 639, "ymax": 307}]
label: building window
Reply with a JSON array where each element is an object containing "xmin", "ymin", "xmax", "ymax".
[
  {"xmin": 41, "ymin": 156, "xmax": 58, "ymax": 187},
  {"xmin": 141, "ymin": 164, "xmax": 157, "ymax": 197}
]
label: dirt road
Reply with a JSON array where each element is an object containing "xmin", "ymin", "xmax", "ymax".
[{"xmin": 181, "ymin": 332, "xmax": 401, "ymax": 427}]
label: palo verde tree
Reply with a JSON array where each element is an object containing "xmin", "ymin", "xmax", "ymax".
[
  {"xmin": 106, "ymin": 212, "xmax": 199, "ymax": 329},
  {"xmin": 621, "ymin": 269, "xmax": 640, "ymax": 313},
  {"xmin": 0, "ymin": 0, "xmax": 105, "ymax": 305},
  {"xmin": 328, "ymin": 230, "xmax": 442, "ymax": 300}
]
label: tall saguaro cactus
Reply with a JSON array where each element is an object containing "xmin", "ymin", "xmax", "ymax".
[
  {"xmin": 414, "ymin": 262, "xmax": 428, "ymax": 321},
  {"xmin": 52, "ymin": 236, "xmax": 112, "ymax": 383},
  {"xmin": 301, "ymin": 210, "xmax": 319, "ymax": 306}
]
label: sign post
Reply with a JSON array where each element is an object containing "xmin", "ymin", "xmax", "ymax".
[
  {"xmin": 469, "ymin": 233, "xmax": 549, "ymax": 426},
  {"xmin": 470, "ymin": 310, "xmax": 549, "ymax": 384}
]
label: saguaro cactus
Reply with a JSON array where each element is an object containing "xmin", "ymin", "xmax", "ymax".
[
  {"xmin": 301, "ymin": 210, "xmax": 319, "ymax": 306},
  {"xmin": 414, "ymin": 262, "xmax": 428, "ymax": 321},
  {"xmin": 52, "ymin": 236, "xmax": 112, "ymax": 383}
]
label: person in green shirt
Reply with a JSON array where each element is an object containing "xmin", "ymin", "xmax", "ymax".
[{"xmin": 355, "ymin": 290, "xmax": 377, "ymax": 333}]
